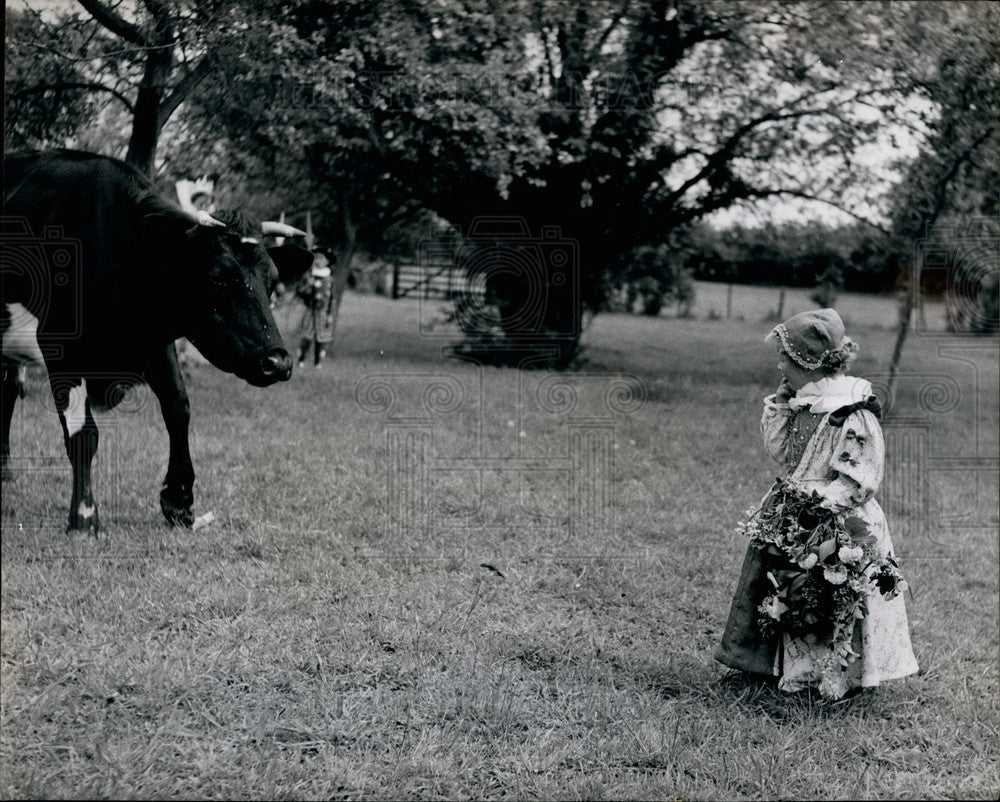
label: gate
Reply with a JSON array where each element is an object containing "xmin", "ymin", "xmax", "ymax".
[{"xmin": 391, "ymin": 261, "xmax": 485, "ymax": 301}]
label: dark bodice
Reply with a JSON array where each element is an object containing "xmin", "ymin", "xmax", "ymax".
[{"xmin": 784, "ymin": 408, "xmax": 826, "ymax": 468}]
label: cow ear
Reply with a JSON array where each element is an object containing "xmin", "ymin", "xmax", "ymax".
[{"xmin": 268, "ymin": 244, "xmax": 314, "ymax": 283}]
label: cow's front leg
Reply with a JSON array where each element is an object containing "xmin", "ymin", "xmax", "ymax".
[
  {"xmin": 52, "ymin": 376, "xmax": 101, "ymax": 533},
  {"xmin": 145, "ymin": 344, "xmax": 194, "ymax": 528}
]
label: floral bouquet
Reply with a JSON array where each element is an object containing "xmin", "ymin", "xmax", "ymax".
[{"xmin": 736, "ymin": 477, "xmax": 907, "ymax": 676}]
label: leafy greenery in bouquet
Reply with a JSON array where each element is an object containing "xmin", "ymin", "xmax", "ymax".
[{"xmin": 736, "ymin": 477, "xmax": 908, "ymax": 669}]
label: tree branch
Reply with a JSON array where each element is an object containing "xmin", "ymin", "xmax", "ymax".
[
  {"xmin": 656, "ymin": 86, "xmax": 858, "ymax": 210},
  {"xmin": 23, "ymin": 37, "xmax": 168, "ymax": 62},
  {"xmin": 529, "ymin": 4, "xmax": 559, "ymax": 92},
  {"xmin": 75, "ymin": 0, "xmax": 146, "ymax": 46},
  {"xmin": 587, "ymin": 0, "xmax": 630, "ymax": 62},
  {"xmin": 157, "ymin": 55, "xmax": 213, "ymax": 128},
  {"xmin": 906, "ymin": 125, "xmax": 996, "ymax": 238},
  {"xmin": 8, "ymin": 81, "xmax": 135, "ymax": 113},
  {"xmin": 141, "ymin": 0, "xmax": 177, "ymax": 40},
  {"xmin": 742, "ymin": 188, "xmax": 892, "ymax": 235}
]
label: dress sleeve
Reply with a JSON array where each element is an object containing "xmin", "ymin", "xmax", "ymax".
[
  {"xmin": 760, "ymin": 394, "xmax": 794, "ymax": 464},
  {"xmin": 817, "ymin": 410, "xmax": 884, "ymax": 510}
]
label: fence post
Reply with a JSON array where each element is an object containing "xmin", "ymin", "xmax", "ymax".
[{"xmin": 392, "ymin": 263, "xmax": 400, "ymax": 299}]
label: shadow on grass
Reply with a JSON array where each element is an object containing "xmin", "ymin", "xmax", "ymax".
[
  {"xmin": 709, "ymin": 670, "xmax": 886, "ymax": 722},
  {"xmin": 605, "ymin": 648, "xmax": 887, "ymax": 723}
]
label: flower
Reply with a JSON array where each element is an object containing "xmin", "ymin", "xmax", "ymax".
[
  {"xmin": 823, "ymin": 565, "xmax": 849, "ymax": 585},
  {"xmin": 838, "ymin": 545, "xmax": 865, "ymax": 564},
  {"xmin": 760, "ymin": 595, "xmax": 789, "ymax": 621},
  {"xmin": 818, "ymin": 494, "xmax": 844, "ymax": 512},
  {"xmin": 818, "ymin": 666, "xmax": 848, "ymax": 700},
  {"xmin": 834, "ymin": 640, "xmax": 860, "ymax": 666},
  {"xmin": 798, "ymin": 552, "xmax": 819, "ymax": 570}
]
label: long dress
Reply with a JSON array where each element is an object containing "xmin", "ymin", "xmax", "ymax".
[
  {"xmin": 295, "ymin": 273, "xmax": 336, "ymax": 346},
  {"xmin": 716, "ymin": 375, "xmax": 919, "ymax": 698}
]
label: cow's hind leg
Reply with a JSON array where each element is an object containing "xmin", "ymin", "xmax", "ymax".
[
  {"xmin": 52, "ymin": 376, "xmax": 101, "ymax": 533},
  {"xmin": 145, "ymin": 344, "xmax": 195, "ymax": 528},
  {"xmin": 2, "ymin": 358, "xmax": 26, "ymax": 480}
]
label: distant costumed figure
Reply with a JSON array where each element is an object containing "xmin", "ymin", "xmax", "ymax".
[
  {"xmin": 289, "ymin": 249, "xmax": 337, "ymax": 368},
  {"xmin": 716, "ymin": 309, "xmax": 918, "ymax": 700}
]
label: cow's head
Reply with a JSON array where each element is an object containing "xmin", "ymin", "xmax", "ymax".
[{"xmin": 147, "ymin": 208, "xmax": 314, "ymax": 386}]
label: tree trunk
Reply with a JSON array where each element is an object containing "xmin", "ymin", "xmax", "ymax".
[
  {"xmin": 328, "ymin": 251, "xmax": 353, "ymax": 348},
  {"xmin": 886, "ymin": 275, "xmax": 916, "ymax": 414},
  {"xmin": 125, "ymin": 47, "xmax": 171, "ymax": 175},
  {"xmin": 325, "ymin": 191, "xmax": 357, "ymax": 355}
]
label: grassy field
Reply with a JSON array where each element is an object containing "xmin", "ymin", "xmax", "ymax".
[{"xmin": 1, "ymin": 288, "xmax": 997, "ymax": 800}]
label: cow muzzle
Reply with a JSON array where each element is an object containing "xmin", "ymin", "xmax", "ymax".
[{"xmin": 256, "ymin": 348, "xmax": 293, "ymax": 385}]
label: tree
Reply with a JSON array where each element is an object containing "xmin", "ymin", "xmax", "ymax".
[
  {"xmin": 4, "ymin": 7, "xmax": 122, "ymax": 152},
  {"xmin": 270, "ymin": 0, "xmax": 968, "ymax": 363},
  {"xmin": 5, "ymin": 0, "xmax": 298, "ymax": 176},
  {"xmin": 880, "ymin": 2, "xmax": 1000, "ymax": 400}
]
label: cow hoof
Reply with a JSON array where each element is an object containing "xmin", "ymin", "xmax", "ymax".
[
  {"xmin": 160, "ymin": 495, "xmax": 194, "ymax": 528},
  {"xmin": 160, "ymin": 484, "xmax": 194, "ymax": 528},
  {"xmin": 69, "ymin": 525, "xmax": 105, "ymax": 540},
  {"xmin": 66, "ymin": 513, "xmax": 101, "ymax": 536}
]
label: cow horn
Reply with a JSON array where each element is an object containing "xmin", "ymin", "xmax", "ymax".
[
  {"xmin": 181, "ymin": 209, "xmax": 226, "ymax": 228},
  {"xmin": 192, "ymin": 210, "xmax": 226, "ymax": 228},
  {"xmin": 261, "ymin": 221, "xmax": 308, "ymax": 238}
]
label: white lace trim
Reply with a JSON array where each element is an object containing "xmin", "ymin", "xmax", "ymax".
[{"xmin": 788, "ymin": 375, "xmax": 872, "ymax": 413}]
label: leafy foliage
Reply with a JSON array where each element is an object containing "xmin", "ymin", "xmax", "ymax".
[
  {"xmin": 4, "ymin": 7, "xmax": 130, "ymax": 152},
  {"xmin": 608, "ymin": 242, "xmax": 696, "ymax": 317},
  {"xmin": 683, "ymin": 221, "xmax": 894, "ymax": 293}
]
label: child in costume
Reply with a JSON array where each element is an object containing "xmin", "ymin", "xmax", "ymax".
[
  {"xmin": 293, "ymin": 250, "xmax": 337, "ymax": 369},
  {"xmin": 716, "ymin": 309, "xmax": 918, "ymax": 699}
]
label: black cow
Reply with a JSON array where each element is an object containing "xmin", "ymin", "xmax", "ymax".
[{"xmin": 1, "ymin": 150, "xmax": 313, "ymax": 532}]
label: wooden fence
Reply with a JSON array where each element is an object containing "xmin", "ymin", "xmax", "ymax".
[{"xmin": 391, "ymin": 261, "xmax": 486, "ymax": 301}]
